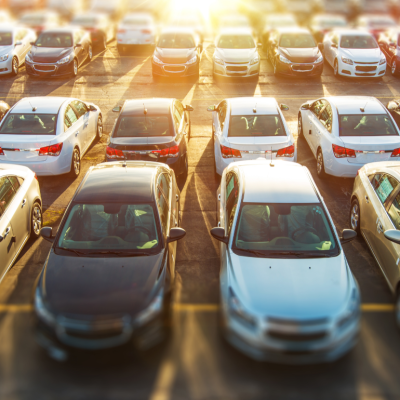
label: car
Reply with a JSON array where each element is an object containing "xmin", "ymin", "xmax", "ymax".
[
  {"xmin": 281, "ymin": 0, "xmax": 314, "ymax": 23},
  {"xmin": 355, "ymin": 14, "xmax": 397, "ymax": 39},
  {"xmin": 309, "ymin": 14, "xmax": 348, "ymax": 44},
  {"xmin": 0, "ymin": 96, "xmax": 102, "ymax": 177},
  {"xmin": 152, "ymin": 28, "xmax": 201, "ymax": 81},
  {"xmin": 106, "ymin": 98, "xmax": 192, "ymax": 178},
  {"xmin": 18, "ymin": 10, "xmax": 61, "ymax": 37},
  {"xmin": 0, "ymin": 101, "xmax": 9, "ymax": 123},
  {"xmin": 213, "ymin": 28, "xmax": 260, "ymax": 80},
  {"xmin": 71, "ymin": 12, "xmax": 115, "ymax": 51},
  {"xmin": 33, "ymin": 161, "xmax": 186, "ymax": 360},
  {"xmin": 267, "ymin": 27, "xmax": 323, "ymax": 78},
  {"xmin": 378, "ymin": 29, "xmax": 400, "ymax": 76},
  {"xmin": 0, "ymin": 25, "xmax": 36, "ymax": 76},
  {"xmin": 168, "ymin": 12, "xmax": 206, "ymax": 44},
  {"xmin": 208, "ymin": 97, "xmax": 296, "ymax": 177},
  {"xmin": 298, "ymin": 96, "xmax": 400, "ymax": 179},
  {"xmin": 25, "ymin": 27, "xmax": 92, "ymax": 78},
  {"xmin": 209, "ymin": 159, "xmax": 360, "ymax": 364},
  {"xmin": 350, "ymin": 161, "xmax": 400, "ymax": 326},
  {"xmin": 314, "ymin": 0, "xmax": 351, "ymax": 14},
  {"xmin": 117, "ymin": 12, "xmax": 156, "ymax": 53},
  {"xmin": 322, "ymin": 29, "xmax": 386, "ymax": 78},
  {"xmin": 261, "ymin": 13, "xmax": 298, "ymax": 52},
  {"xmin": 387, "ymin": 100, "xmax": 400, "ymax": 128},
  {"xmin": 0, "ymin": 164, "xmax": 42, "ymax": 283}
]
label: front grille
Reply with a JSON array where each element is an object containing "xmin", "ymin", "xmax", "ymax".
[
  {"xmin": 225, "ymin": 61, "xmax": 248, "ymax": 65},
  {"xmin": 164, "ymin": 65, "xmax": 185, "ymax": 72},
  {"xmin": 292, "ymin": 64, "xmax": 313, "ymax": 72},
  {"xmin": 267, "ymin": 330, "xmax": 327, "ymax": 342},
  {"xmin": 33, "ymin": 64, "xmax": 56, "ymax": 72},
  {"xmin": 355, "ymin": 72, "xmax": 375, "ymax": 76},
  {"xmin": 356, "ymin": 65, "xmax": 377, "ymax": 72},
  {"xmin": 65, "ymin": 329, "xmax": 123, "ymax": 340},
  {"xmin": 354, "ymin": 61, "xmax": 378, "ymax": 64},
  {"xmin": 162, "ymin": 58, "xmax": 187, "ymax": 64},
  {"xmin": 226, "ymin": 66, "xmax": 247, "ymax": 72}
]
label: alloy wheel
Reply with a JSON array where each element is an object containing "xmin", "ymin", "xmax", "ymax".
[
  {"xmin": 392, "ymin": 60, "xmax": 397, "ymax": 75},
  {"xmin": 73, "ymin": 60, "xmax": 78, "ymax": 76},
  {"xmin": 88, "ymin": 45, "xmax": 93, "ymax": 60},
  {"xmin": 317, "ymin": 151, "xmax": 323, "ymax": 174},
  {"xmin": 32, "ymin": 204, "xmax": 42, "ymax": 236},
  {"xmin": 12, "ymin": 57, "xmax": 18, "ymax": 75},
  {"xmin": 350, "ymin": 203, "xmax": 359, "ymax": 231},
  {"xmin": 73, "ymin": 150, "xmax": 80, "ymax": 175}
]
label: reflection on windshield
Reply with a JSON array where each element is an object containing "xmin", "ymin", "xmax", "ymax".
[
  {"xmin": 339, "ymin": 114, "xmax": 398, "ymax": 137},
  {"xmin": 0, "ymin": 32, "xmax": 12, "ymax": 46},
  {"xmin": 0, "ymin": 114, "xmax": 56, "ymax": 135},
  {"xmin": 115, "ymin": 116, "xmax": 171, "ymax": 137},
  {"xmin": 218, "ymin": 34, "xmax": 255, "ymax": 49},
  {"xmin": 279, "ymin": 33, "xmax": 316, "ymax": 48},
  {"xmin": 340, "ymin": 35, "xmax": 378, "ymax": 49},
  {"xmin": 36, "ymin": 32, "xmax": 73, "ymax": 47},
  {"xmin": 233, "ymin": 203, "xmax": 339, "ymax": 257},
  {"xmin": 158, "ymin": 33, "xmax": 194, "ymax": 48},
  {"xmin": 229, "ymin": 115, "xmax": 286, "ymax": 137}
]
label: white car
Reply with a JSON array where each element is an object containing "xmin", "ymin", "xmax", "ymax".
[
  {"xmin": 18, "ymin": 11, "xmax": 61, "ymax": 37},
  {"xmin": 322, "ymin": 29, "xmax": 386, "ymax": 78},
  {"xmin": 210, "ymin": 160, "xmax": 360, "ymax": 363},
  {"xmin": 213, "ymin": 28, "xmax": 260, "ymax": 80},
  {"xmin": 0, "ymin": 164, "xmax": 42, "ymax": 283},
  {"xmin": 0, "ymin": 97, "xmax": 102, "ymax": 177},
  {"xmin": 298, "ymin": 96, "xmax": 400, "ymax": 179},
  {"xmin": 209, "ymin": 97, "xmax": 296, "ymax": 176},
  {"xmin": 0, "ymin": 25, "xmax": 36, "ymax": 76}
]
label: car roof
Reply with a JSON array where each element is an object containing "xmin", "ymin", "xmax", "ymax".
[
  {"xmin": 218, "ymin": 28, "xmax": 253, "ymax": 36},
  {"xmin": 74, "ymin": 162, "xmax": 160, "ymax": 203},
  {"xmin": 11, "ymin": 97, "xmax": 70, "ymax": 114},
  {"xmin": 326, "ymin": 96, "xmax": 385, "ymax": 114},
  {"xmin": 334, "ymin": 29, "xmax": 373, "ymax": 36},
  {"xmin": 121, "ymin": 98, "xmax": 172, "ymax": 116},
  {"xmin": 235, "ymin": 161, "xmax": 319, "ymax": 203},
  {"xmin": 228, "ymin": 97, "xmax": 279, "ymax": 115}
]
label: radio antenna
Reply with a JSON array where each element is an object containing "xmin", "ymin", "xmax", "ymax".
[
  {"xmin": 360, "ymin": 101, "xmax": 368, "ymax": 113},
  {"xmin": 28, "ymin": 100, "xmax": 37, "ymax": 112}
]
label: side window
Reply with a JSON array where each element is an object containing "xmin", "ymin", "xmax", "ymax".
[
  {"xmin": 15, "ymin": 30, "xmax": 26, "ymax": 41},
  {"xmin": 388, "ymin": 192, "xmax": 400, "ymax": 229},
  {"xmin": 8, "ymin": 176, "xmax": 20, "ymax": 192},
  {"xmin": 310, "ymin": 100, "xmax": 324, "ymax": 117},
  {"xmin": 73, "ymin": 31, "xmax": 82, "ymax": 44},
  {"xmin": 0, "ymin": 177, "xmax": 16, "ymax": 215},
  {"xmin": 64, "ymin": 105, "xmax": 78, "ymax": 130},
  {"xmin": 332, "ymin": 35, "xmax": 339, "ymax": 45},
  {"xmin": 225, "ymin": 172, "xmax": 239, "ymax": 234},
  {"xmin": 72, "ymin": 100, "xmax": 88, "ymax": 119},
  {"xmin": 318, "ymin": 102, "xmax": 333, "ymax": 133},
  {"xmin": 157, "ymin": 173, "xmax": 170, "ymax": 234},
  {"xmin": 370, "ymin": 173, "xmax": 399, "ymax": 206},
  {"xmin": 218, "ymin": 101, "xmax": 227, "ymax": 126}
]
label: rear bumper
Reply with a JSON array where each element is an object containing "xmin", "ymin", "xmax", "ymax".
[
  {"xmin": 117, "ymin": 36, "xmax": 155, "ymax": 45},
  {"xmin": 0, "ymin": 157, "xmax": 70, "ymax": 176}
]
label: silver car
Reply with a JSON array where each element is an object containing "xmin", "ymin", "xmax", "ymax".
[
  {"xmin": 210, "ymin": 159, "xmax": 360, "ymax": 364},
  {"xmin": 0, "ymin": 164, "xmax": 42, "ymax": 283}
]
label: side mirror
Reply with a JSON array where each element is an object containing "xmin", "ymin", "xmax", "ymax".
[
  {"xmin": 301, "ymin": 103, "xmax": 310, "ymax": 110},
  {"xmin": 207, "ymin": 105, "xmax": 216, "ymax": 112},
  {"xmin": 280, "ymin": 103, "xmax": 289, "ymax": 111},
  {"xmin": 88, "ymin": 104, "xmax": 97, "ymax": 112},
  {"xmin": 210, "ymin": 227, "xmax": 229, "ymax": 244},
  {"xmin": 185, "ymin": 105, "xmax": 194, "ymax": 112},
  {"xmin": 387, "ymin": 101, "xmax": 399, "ymax": 112},
  {"xmin": 15, "ymin": 41, "xmax": 22, "ymax": 46},
  {"xmin": 340, "ymin": 229, "xmax": 357, "ymax": 244},
  {"xmin": 331, "ymin": 43, "xmax": 338, "ymax": 49},
  {"xmin": 112, "ymin": 106, "xmax": 122, "ymax": 113},
  {"xmin": 75, "ymin": 43, "xmax": 82, "ymax": 48},
  {"xmin": 318, "ymin": 43, "xmax": 324, "ymax": 52},
  {"xmin": 167, "ymin": 227, "xmax": 186, "ymax": 243},
  {"xmin": 384, "ymin": 229, "xmax": 400, "ymax": 244},
  {"xmin": 41, "ymin": 227, "xmax": 54, "ymax": 243},
  {"xmin": 30, "ymin": 41, "xmax": 36, "ymax": 46}
]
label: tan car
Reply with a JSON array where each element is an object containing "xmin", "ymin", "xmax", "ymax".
[{"xmin": 350, "ymin": 161, "xmax": 400, "ymax": 323}]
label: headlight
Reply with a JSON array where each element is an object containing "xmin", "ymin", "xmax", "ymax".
[
  {"xmin": 214, "ymin": 57, "xmax": 224, "ymax": 66},
  {"xmin": 337, "ymin": 288, "xmax": 360, "ymax": 329},
  {"xmin": 153, "ymin": 55, "xmax": 163, "ymax": 65},
  {"xmin": 279, "ymin": 54, "xmax": 292, "ymax": 64},
  {"xmin": 379, "ymin": 57, "xmax": 386, "ymax": 65},
  {"xmin": 314, "ymin": 55, "xmax": 323, "ymax": 63},
  {"xmin": 135, "ymin": 288, "xmax": 164, "ymax": 326},
  {"xmin": 0, "ymin": 54, "xmax": 9, "ymax": 62},
  {"xmin": 25, "ymin": 53, "xmax": 32, "ymax": 63},
  {"xmin": 186, "ymin": 55, "xmax": 197, "ymax": 65},
  {"xmin": 250, "ymin": 56, "xmax": 259, "ymax": 65},
  {"xmin": 228, "ymin": 288, "xmax": 257, "ymax": 330},
  {"xmin": 341, "ymin": 56, "xmax": 353, "ymax": 65},
  {"xmin": 34, "ymin": 287, "xmax": 56, "ymax": 327},
  {"xmin": 57, "ymin": 54, "xmax": 72, "ymax": 65}
]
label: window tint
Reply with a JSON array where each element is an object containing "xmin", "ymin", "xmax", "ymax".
[
  {"xmin": 72, "ymin": 101, "xmax": 88, "ymax": 119},
  {"xmin": 311, "ymin": 100, "xmax": 324, "ymax": 117},
  {"xmin": 217, "ymin": 34, "xmax": 255, "ymax": 49},
  {"xmin": 36, "ymin": 32, "xmax": 73, "ymax": 47},
  {"xmin": 0, "ymin": 114, "xmax": 56, "ymax": 135},
  {"xmin": 157, "ymin": 174, "xmax": 170, "ymax": 234},
  {"xmin": 158, "ymin": 33, "xmax": 195, "ymax": 48},
  {"xmin": 388, "ymin": 192, "xmax": 400, "ymax": 229},
  {"xmin": 318, "ymin": 104, "xmax": 333, "ymax": 133},
  {"xmin": 115, "ymin": 116, "xmax": 170, "ymax": 137},
  {"xmin": 339, "ymin": 114, "xmax": 398, "ymax": 137},
  {"xmin": 65, "ymin": 105, "xmax": 78, "ymax": 129},
  {"xmin": 340, "ymin": 35, "xmax": 378, "ymax": 49},
  {"xmin": 8, "ymin": 176, "xmax": 20, "ymax": 192},
  {"xmin": 226, "ymin": 172, "xmax": 239, "ymax": 234},
  {"xmin": 229, "ymin": 115, "xmax": 286, "ymax": 137},
  {"xmin": 370, "ymin": 173, "xmax": 399, "ymax": 205},
  {"xmin": 218, "ymin": 102, "xmax": 227, "ymax": 126},
  {"xmin": 173, "ymin": 107, "xmax": 182, "ymax": 132},
  {"xmin": 279, "ymin": 33, "xmax": 316, "ymax": 48},
  {"xmin": 0, "ymin": 32, "xmax": 12, "ymax": 46},
  {"xmin": 0, "ymin": 177, "xmax": 16, "ymax": 214}
]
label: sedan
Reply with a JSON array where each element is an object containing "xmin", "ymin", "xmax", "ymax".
[
  {"xmin": 0, "ymin": 101, "xmax": 9, "ymax": 123},
  {"xmin": 298, "ymin": 96, "xmax": 400, "ymax": 179},
  {"xmin": 355, "ymin": 14, "xmax": 397, "ymax": 39},
  {"xmin": 261, "ymin": 13, "xmax": 298, "ymax": 52},
  {"xmin": 18, "ymin": 11, "xmax": 61, "ymax": 37},
  {"xmin": 210, "ymin": 159, "xmax": 359, "ymax": 363},
  {"xmin": 0, "ymin": 164, "xmax": 42, "ymax": 283},
  {"xmin": 378, "ymin": 29, "xmax": 400, "ymax": 76},
  {"xmin": 25, "ymin": 28, "xmax": 92, "ymax": 78},
  {"xmin": 34, "ymin": 161, "xmax": 185, "ymax": 360},
  {"xmin": 309, "ymin": 14, "xmax": 347, "ymax": 43},
  {"xmin": 0, "ymin": 96, "xmax": 102, "ymax": 177}
]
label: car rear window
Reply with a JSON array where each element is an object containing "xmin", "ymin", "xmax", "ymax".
[
  {"xmin": 339, "ymin": 114, "xmax": 398, "ymax": 136},
  {"xmin": 0, "ymin": 114, "xmax": 57, "ymax": 135},
  {"xmin": 114, "ymin": 116, "xmax": 171, "ymax": 137},
  {"xmin": 229, "ymin": 115, "xmax": 286, "ymax": 137}
]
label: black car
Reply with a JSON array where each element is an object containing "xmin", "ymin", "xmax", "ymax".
[
  {"xmin": 267, "ymin": 27, "xmax": 324, "ymax": 77},
  {"xmin": 34, "ymin": 161, "xmax": 186, "ymax": 359},
  {"xmin": 106, "ymin": 98, "xmax": 193, "ymax": 177},
  {"xmin": 152, "ymin": 28, "xmax": 201, "ymax": 81},
  {"xmin": 25, "ymin": 28, "xmax": 92, "ymax": 78},
  {"xmin": 0, "ymin": 101, "xmax": 10, "ymax": 123},
  {"xmin": 378, "ymin": 29, "xmax": 400, "ymax": 76}
]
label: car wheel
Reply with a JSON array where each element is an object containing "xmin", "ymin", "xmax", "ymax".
[
  {"xmin": 69, "ymin": 148, "xmax": 81, "ymax": 178},
  {"xmin": 72, "ymin": 59, "xmax": 78, "ymax": 77},
  {"xmin": 334, "ymin": 59, "xmax": 339, "ymax": 77},
  {"xmin": 349, "ymin": 198, "xmax": 361, "ymax": 234},
  {"xmin": 102, "ymin": 35, "xmax": 107, "ymax": 50},
  {"xmin": 31, "ymin": 201, "xmax": 42, "ymax": 239},
  {"xmin": 392, "ymin": 59, "xmax": 398, "ymax": 76},
  {"xmin": 298, "ymin": 113, "xmax": 304, "ymax": 138},
  {"xmin": 273, "ymin": 58, "xmax": 278, "ymax": 76},
  {"xmin": 88, "ymin": 45, "xmax": 93, "ymax": 62},
  {"xmin": 316, "ymin": 148, "xmax": 327, "ymax": 178},
  {"xmin": 11, "ymin": 56, "xmax": 18, "ymax": 76},
  {"xmin": 96, "ymin": 115, "xmax": 103, "ymax": 140}
]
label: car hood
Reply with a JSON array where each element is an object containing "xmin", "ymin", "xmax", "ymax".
[
  {"xmin": 215, "ymin": 47, "xmax": 257, "ymax": 63},
  {"xmin": 0, "ymin": 45, "xmax": 14, "ymax": 56},
  {"xmin": 29, "ymin": 46, "xmax": 73, "ymax": 63},
  {"xmin": 340, "ymin": 48, "xmax": 383, "ymax": 62},
  {"xmin": 155, "ymin": 47, "xmax": 196, "ymax": 63},
  {"xmin": 41, "ymin": 250, "xmax": 165, "ymax": 316},
  {"xmin": 279, "ymin": 47, "xmax": 319, "ymax": 63},
  {"xmin": 228, "ymin": 253, "xmax": 351, "ymax": 319}
]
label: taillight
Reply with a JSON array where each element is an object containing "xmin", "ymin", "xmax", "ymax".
[
  {"xmin": 38, "ymin": 143, "xmax": 63, "ymax": 156},
  {"xmin": 391, "ymin": 148, "xmax": 400, "ymax": 157},
  {"xmin": 34, "ymin": 173, "xmax": 38, "ymax": 180},
  {"xmin": 142, "ymin": 29, "xmax": 151, "ymax": 34},
  {"xmin": 332, "ymin": 144, "xmax": 356, "ymax": 158},
  {"xmin": 0, "ymin": 147, "xmax": 4, "ymax": 155},
  {"xmin": 106, "ymin": 146, "xmax": 124, "ymax": 159},
  {"xmin": 220, "ymin": 145, "xmax": 241, "ymax": 159},
  {"xmin": 152, "ymin": 145, "xmax": 179, "ymax": 158},
  {"xmin": 276, "ymin": 144, "xmax": 295, "ymax": 157}
]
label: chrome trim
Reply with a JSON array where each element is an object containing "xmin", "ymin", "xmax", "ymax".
[
  {"xmin": 2, "ymin": 148, "xmax": 39, "ymax": 152},
  {"xmin": 33, "ymin": 63, "xmax": 57, "ymax": 72},
  {"xmin": 291, "ymin": 63, "xmax": 314, "ymax": 72},
  {"xmin": 162, "ymin": 64, "xmax": 186, "ymax": 73}
]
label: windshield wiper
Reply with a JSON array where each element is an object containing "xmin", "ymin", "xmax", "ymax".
[
  {"xmin": 236, "ymin": 249, "xmax": 267, "ymax": 257},
  {"xmin": 86, "ymin": 250, "xmax": 151, "ymax": 257},
  {"xmin": 267, "ymin": 251, "xmax": 331, "ymax": 258},
  {"xmin": 58, "ymin": 247, "xmax": 89, "ymax": 257}
]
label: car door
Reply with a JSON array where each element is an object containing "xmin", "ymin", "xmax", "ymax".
[
  {"xmin": 224, "ymin": 171, "xmax": 239, "ymax": 237},
  {"xmin": 173, "ymin": 101, "xmax": 185, "ymax": 167},
  {"xmin": 14, "ymin": 29, "xmax": 26, "ymax": 61},
  {"xmin": 307, "ymin": 100, "xmax": 325, "ymax": 155},
  {"xmin": 73, "ymin": 31, "xmax": 85, "ymax": 65},
  {"xmin": 71, "ymin": 100, "xmax": 92, "ymax": 153},
  {"xmin": 316, "ymin": 100, "xmax": 333, "ymax": 158},
  {"xmin": 64, "ymin": 104, "xmax": 84, "ymax": 154}
]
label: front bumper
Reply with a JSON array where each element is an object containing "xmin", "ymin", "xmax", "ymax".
[
  {"xmin": 152, "ymin": 60, "xmax": 199, "ymax": 77},
  {"xmin": 338, "ymin": 60, "xmax": 386, "ymax": 78},
  {"xmin": 0, "ymin": 56, "xmax": 13, "ymax": 74},
  {"xmin": 25, "ymin": 59, "xmax": 74, "ymax": 77},
  {"xmin": 213, "ymin": 61, "xmax": 259, "ymax": 77},
  {"xmin": 276, "ymin": 60, "xmax": 323, "ymax": 77}
]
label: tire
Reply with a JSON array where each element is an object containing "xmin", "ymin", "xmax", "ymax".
[
  {"xmin": 11, "ymin": 56, "xmax": 18, "ymax": 76},
  {"xmin": 101, "ymin": 35, "xmax": 107, "ymax": 50},
  {"xmin": 69, "ymin": 148, "xmax": 81, "ymax": 178},
  {"xmin": 298, "ymin": 113, "xmax": 304, "ymax": 138},
  {"xmin": 316, "ymin": 148, "xmax": 327, "ymax": 179},
  {"xmin": 30, "ymin": 201, "xmax": 42, "ymax": 239},
  {"xmin": 96, "ymin": 115, "xmax": 103, "ymax": 140},
  {"xmin": 72, "ymin": 58, "xmax": 78, "ymax": 77},
  {"xmin": 87, "ymin": 45, "xmax": 93, "ymax": 62},
  {"xmin": 349, "ymin": 198, "xmax": 361, "ymax": 234},
  {"xmin": 392, "ymin": 59, "xmax": 398, "ymax": 76},
  {"xmin": 333, "ymin": 59, "xmax": 339, "ymax": 77}
]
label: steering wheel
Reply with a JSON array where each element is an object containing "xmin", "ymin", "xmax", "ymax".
[
  {"xmin": 127, "ymin": 226, "xmax": 152, "ymax": 237},
  {"xmin": 291, "ymin": 226, "xmax": 318, "ymax": 241}
]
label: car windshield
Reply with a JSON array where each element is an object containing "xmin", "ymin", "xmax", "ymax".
[
  {"xmin": 114, "ymin": 116, "xmax": 171, "ymax": 137},
  {"xmin": 370, "ymin": 19, "xmax": 396, "ymax": 27},
  {"xmin": 72, "ymin": 17, "xmax": 97, "ymax": 25},
  {"xmin": 340, "ymin": 35, "xmax": 378, "ymax": 49},
  {"xmin": 279, "ymin": 33, "xmax": 316, "ymax": 48},
  {"xmin": 0, "ymin": 114, "xmax": 57, "ymax": 135},
  {"xmin": 318, "ymin": 19, "xmax": 346, "ymax": 27},
  {"xmin": 57, "ymin": 203, "xmax": 161, "ymax": 253},
  {"xmin": 218, "ymin": 34, "xmax": 255, "ymax": 49},
  {"xmin": 158, "ymin": 33, "xmax": 195, "ymax": 48},
  {"xmin": 35, "ymin": 32, "xmax": 73, "ymax": 47},
  {"xmin": 339, "ymin": 114, "xmax": 398, "ymax": 136},
  {"xmin": 233, "ymin": 203, "xmax": 339, "ymax": 257},
  {"xmin": 0, "ymin": 32, "xmax": 12, "ymax": 46},
  {"xmin": 229, "ymin": 115, "xmax": 286, "ymax": 137},
  {"xmin": 20, "ymin": 16, "xmax": 44, "ymax": 24}
]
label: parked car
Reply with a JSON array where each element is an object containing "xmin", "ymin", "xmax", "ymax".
[
  {"xmin": 167, "ymin": 12, "xmax": 205, "ymax": 44},
  {"xmin": 117, "ymin": 12, "xmax": 156, "ymax": 53},
  {"xmin": 267, "ymin": 27, "xmax": 323, "ymax": 78},
  {"xmin": 210, "ymin": 159, "xmax": 360, "ymax": 363},
  {"xmin": 350, "ymin": 161, "xmax": 400, "ymax": 326},
  {"xmin": 18, "ymin": 11, "xmax": 61, "ymax": 37},
  {"xmin": 261, "ymin": 13, "xmax": 298, "ymax": 52},
  {"xmin": 34, "ymin": 161, "xmax": 186, "ymax": 360},
  {"xmin": 387, "ymin": 99, "xmax": 400, "ymax": 127},
  {"xmin": 322, "ymin": 29, "xmax": 386, "ymax": 78},
  {"xmin": 298, "ymin": 96, "xmax": 400, "ymax": 179},
  {"xmin": 0, "ymin": 101, "xmax": 9, "ymax": 122},
  {"xmin": 314, "ymin": 0, "xmax": 351, "ymax": 15},
  {"xmin": 213, "ymin": 28, "xmax": 260, "ymax": 80},
  {"xmin": 0, "ymin": 26, "xmax": 36, "ymax": 76},
  {"xmin": 350, "ymin": 0, "xmax": 394, "ymax": 15},
  {"xmin": 0, "ymin": 164, "xmax": 42, "ymax": 283},
  {"xmin": 309, "ymin": 14, "xmax": 347, "ymax": 43},
  {"xmin": 71, "ymin": 12, "xmax": 115, "ymax": 51},
  {"xmin": 152, "ymin": 28, "xmax": 201, "ymax": 81},
  {"xmin": 106, "ymin": 98, "xmax": 192, "ymax": 177},
  {"xmin": 378, "ymin": 29, "xmax": 400, "ymax": 76},
  {"xmin": 208, "ymin": 97, "xmax": 295, "ymax": 177},
  {"xmin": 25, "ymin": 28, "xmax": 92, "ymax": 77},
  {"xmin": 0, "ymin": 96, "xmax": 102, "ymax": 177},
  {"xmin": 355, "ymin": 14, "xmax": 397, "ymax": 39}
]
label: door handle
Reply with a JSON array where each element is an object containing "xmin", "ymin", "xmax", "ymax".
[
  {"xmin": 176, "ymin": 194, "xmax": 179, "ymax": 202},
  {"xmin": 218, "ymin": 194, "xmax": 221, "ymax": 201},
  {"xmin": 377, "ymin": 219, "xmax": 384, "ymax": 233},
  {"xmin": 4, "ymin": 227, "xmax": 10, "ymax": 238},
  {"xmin": 309, "ymin": 130, "xmax": 312, "ymax": 135},
  {"xmin": 22, "ymin": 199, "xmax": 26, "ymax": 207},
  {"xmin": 365, "ymin": 195, "xmax": 369, "ymax": 203},
  {"xmin": 75, "ymin": 131, "xmax": 79, "ymax": 136}
]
